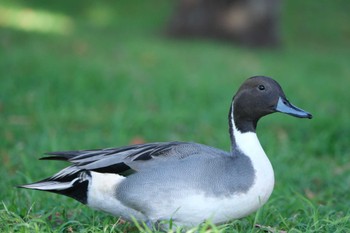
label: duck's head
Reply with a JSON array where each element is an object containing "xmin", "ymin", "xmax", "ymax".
[{"xmin": 232, "ymin": 76, "xmax": 312, "ymax": 132}]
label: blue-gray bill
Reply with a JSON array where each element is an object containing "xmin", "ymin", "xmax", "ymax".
[{"xmin": 276, "ymin": 97, "xmax": 312, "ymax": 119}]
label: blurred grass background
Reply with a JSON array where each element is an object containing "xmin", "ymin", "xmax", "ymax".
[{"xmin": 0, "ymin": 0, "xmax": 349, "ymax": 232}]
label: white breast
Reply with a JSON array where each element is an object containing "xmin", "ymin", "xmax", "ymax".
[{"xmin": 233, "ymin": 130, "xmax": 275, "ymax": 212}]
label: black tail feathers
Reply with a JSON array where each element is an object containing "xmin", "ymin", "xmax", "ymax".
[{"xmin": 18, "ymin": 170, "xmax": 91, "ymax": 204}]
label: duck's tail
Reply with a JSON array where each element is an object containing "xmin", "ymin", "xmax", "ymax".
[{"xmin": 18, "ymin": 168, "xmax": 91, "ymax": 204}]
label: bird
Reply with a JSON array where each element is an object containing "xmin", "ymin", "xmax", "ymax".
[{"xmin": 19, "ymin": 76, "xmax": 312, "ymax": 229}]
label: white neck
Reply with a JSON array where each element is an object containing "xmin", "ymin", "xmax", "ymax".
[
  {"xmin": 231, "ymin": 118, "xmax": 265, "ymax": 160},
  {"xmin": 229, "ymin": 102, "xmax": 263, "ymax": 155},
  {"xmin": 229, "ymin": 102, "xmax": 274, "ymax": 206}
]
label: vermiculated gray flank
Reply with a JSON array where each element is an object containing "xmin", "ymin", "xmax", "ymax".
[{"xmin": 19, "ymin": 76, "xmax": 312, "ymax": 228}]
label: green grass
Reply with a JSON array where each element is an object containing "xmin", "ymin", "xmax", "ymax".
[{"xmin": 1, "ymin": 0, "xmax": 350, "ymax": 232}]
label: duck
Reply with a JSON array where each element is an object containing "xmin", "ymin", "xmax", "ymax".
[{"xmin": 19, "ymin": 76, "xmax": 312, "ymax": 228}]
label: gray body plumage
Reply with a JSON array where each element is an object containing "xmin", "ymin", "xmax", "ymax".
[
  {"xmin": 48, "ymin": 142, "xmax": 256, "ymax": 196},
  {"xmin": 115, "ymin": 143, "xmax": 255, "ymax": 207}
]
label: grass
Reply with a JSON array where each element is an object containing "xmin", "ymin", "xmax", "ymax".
[{"xmin": 1, "ymin": 0, "xmax": 350, "ymax": 232}]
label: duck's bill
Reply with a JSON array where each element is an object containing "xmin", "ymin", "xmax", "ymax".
[{"xmin": 276, "ymin": 97, "xmax": 312, "ymax": 119}]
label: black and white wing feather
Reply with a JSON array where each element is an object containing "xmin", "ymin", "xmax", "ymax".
[{"xmin": 19, "ymin": 141, "xmax": 227, "ymax": 203}]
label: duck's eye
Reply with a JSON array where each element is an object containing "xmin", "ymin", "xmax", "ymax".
[{"xmin": 258, "ymin": 85, "xmax": 265, "ymax": 91}]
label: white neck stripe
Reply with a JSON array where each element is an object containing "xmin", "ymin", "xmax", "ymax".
[{"xmin": 230, "ymin": 102, "xmax": 264, "ymax": 156}]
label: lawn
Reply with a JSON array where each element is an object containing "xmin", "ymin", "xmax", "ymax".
[{"xmin": 1, "ymin": 0, "xmax": 350, "ymax": 232}]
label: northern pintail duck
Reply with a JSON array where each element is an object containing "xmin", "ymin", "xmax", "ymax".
[{"xmin": 20, "ymin": 76, "xmax": 312, "ymax": 228}]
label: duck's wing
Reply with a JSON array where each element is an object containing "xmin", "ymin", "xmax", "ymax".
[
  {"xmin": 19, "ymin": 142, "xmax": 228, "ymax": 204},
  {"xmin": 41, "ymin": 141, "xmax": 226, "ymax": 175}
]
